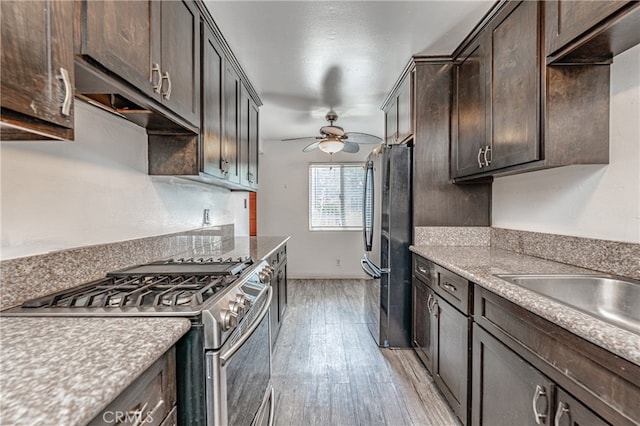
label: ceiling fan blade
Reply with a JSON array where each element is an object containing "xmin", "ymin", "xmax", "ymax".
[
  {"xmin": 320, "ymin": 125, "xmax": 345, "ymax": 137},
  {"xmin": 302, "ymin": 141, "xmax": 321, "ymax": 152},
  {"xmin": 344, "ymin": 132, "xmax": 383, "ymax": 144},
  {"xmin": 282, "ymin": 136, "xmax": 320, "ymax": 143},
  {"xmin": 342, "ymin": 141, "xmax": 360, "ymax": 153}
]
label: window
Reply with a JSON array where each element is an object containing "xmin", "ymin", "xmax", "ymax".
[{"xmin": 309, "ymin": 163, "xmax": 364, "ymax": 230}]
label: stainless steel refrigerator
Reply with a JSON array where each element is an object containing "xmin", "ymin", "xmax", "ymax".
[{"xmin": 361, "ymin": 144, "xmax": 412, "ymax": 348}]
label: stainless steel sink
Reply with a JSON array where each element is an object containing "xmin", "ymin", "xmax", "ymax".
[{"xmin": 495, "ymin": 274, "xmax": 640, "ymax": 335}]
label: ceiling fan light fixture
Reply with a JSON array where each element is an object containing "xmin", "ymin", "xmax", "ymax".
[{"xmin": 318, "ymin": 137, "xmax": 344, "ymax": 154}]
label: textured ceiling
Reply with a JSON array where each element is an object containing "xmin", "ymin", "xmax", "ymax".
[{"xmin": 205, "ymin": 1, "xmax": 495, "ymax": 148}]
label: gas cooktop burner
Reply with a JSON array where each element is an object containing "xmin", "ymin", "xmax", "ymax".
[{"xmin": 21, "ymin": 274, "xmax": 231, "ymax": 310}]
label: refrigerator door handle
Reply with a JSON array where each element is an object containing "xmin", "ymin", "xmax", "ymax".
[
  {"xmin": 361, "ymin": 255, "xmax": 389, "ymax": 279},
  {"xmin": 361, "ymin": 258, "xmax": 380, "ymax": 279}
]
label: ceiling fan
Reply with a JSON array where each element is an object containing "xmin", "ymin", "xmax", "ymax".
[{"xmin": 282, "ymin": 111, "xmax": 382, "ymax": 155}]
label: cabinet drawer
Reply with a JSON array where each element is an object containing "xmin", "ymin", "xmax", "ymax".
[
  {"xmin": 414, "ymin": 256, "xmax": 434, "ymax": 286},
  {"xmin": 89, "ymin": 347, "xmax": 176, "ymax": 426},
  {"xmin": 434, "ymin": 265, "xmax": 471, "ymax": 315}
]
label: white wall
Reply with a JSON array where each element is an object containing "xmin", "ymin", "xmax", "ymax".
[
  {"xmin": 493, "ymin": 44, "xmax": 640, "ymax": 244},
  {"xmin": 0, "ymin": 100, "xmax": 249, "ymax": 260},
  {"xmin": 258, "ymin": 139, "xmax": 372, "ymax": 278}
]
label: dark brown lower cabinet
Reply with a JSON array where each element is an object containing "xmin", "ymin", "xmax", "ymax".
[
  {"xmin": 412, "ymin": 277, "xmax": 436, "ymax": 372},
  {"xmin": 412, "ymin": 259, "xmax": 471, "ymax": 426},
  {"xmin": 433, "ymin": 294, "xmax": 471, "ymax": 425},
  {"xmin": 472, "ymin": 323, "xmax": 608, "ymax": 426}
]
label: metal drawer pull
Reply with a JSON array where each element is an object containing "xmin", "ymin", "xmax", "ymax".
[
  {"xmin": 477, "ymin": 147, "xmax": 485, "ymax": 168},
  {"xmin": 418, "ymin": 266, "xmax": 428, "ymax": 274},
  {"xmin": 427, "ymin": 294, "xmax": 434, "ymax": 315},
  {"xmin": 442, "ymin": 282, "xmax": 457, "ymax": 293},
  {"xmin": 151, "ymin": 63, "xmax": 162, "ymax": 93},
  {"xmin": 554, "ymin": 401, "xmax": 570, "ymax": 426},
  {"xmin": 532, "ymin": 385, "xmax": 548, "ymax": 425},
  {"xmin": 59, "ymin": 67, "xmax": 72, "ymax": 116},
  {"xmin": 161, "ymin": 72, "xmax": 172, "ymax": 100}
]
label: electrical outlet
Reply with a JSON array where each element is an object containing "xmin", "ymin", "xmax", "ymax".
[{"xmin": 203, "ymin": 209, "xmax": 211, "ymax": 226}]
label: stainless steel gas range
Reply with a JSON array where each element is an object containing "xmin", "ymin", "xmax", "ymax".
[{"xmin": 3, "ymin": 256, "xmax": 276, "ymax": 426}]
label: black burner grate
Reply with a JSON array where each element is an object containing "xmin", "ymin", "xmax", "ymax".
[{"xmin": 21, "ymin": 274, "xmax": 232, "ymax": 309}]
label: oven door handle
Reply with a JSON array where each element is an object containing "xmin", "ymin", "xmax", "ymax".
[{"xmin": 220, "ymin": 286, "xmax": 272, "ymax": 364}]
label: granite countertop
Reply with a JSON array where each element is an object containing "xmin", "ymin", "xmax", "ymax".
[
  {"xmin": 175, "ymin": 235, "xmax": 290, "ymax": 262},
  {"xmin": 409, "ymin": 245, "xmax": 640, "ymax": 366},
  {"xmin": 0, "ymin": 317, "xmax": 191, "ymax": 426}
]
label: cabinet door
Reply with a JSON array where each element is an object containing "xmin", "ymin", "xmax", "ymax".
[
  {"xmin": 385, "ymin": 101, "xmax": 398, "ymax": 145},
  {"xmin": 83, "ymin": 0, "xmax": 157, "ymax": 98},
  {"xmin": 554, "ymin": 388, "xmax": 609, "ymax": 426},
  {"xmin": 223, "ymin": 63, "xmax": 240, "ymax": 183},
  {"xmin": 452, "ymin": 38, "xmax": 488, "ymax": 177},
  {"xmin": 160, "ymin": 0, "xmax": 199, "ymax": 125},
  {"xmin": 434, "ymin": 294, "xmax": 470, "ymax": 425},
  {"xmin": 1, "ymin": 0, "xmax": 74, "ymax": 139},
  {"xmin": 489, "ymin": 0, "xmax": 541, "ymax": 170},
  {"xmin": 201, "ymin": 24, "xmax": 224, "ymax": 178},
  {"xmin": 248, "ymin": 98, "xmax": 260, "ymax": 188},
  {"xmin": 239, "ymin": 87, "xmax": 251, "ymax": 187},
  {"xmin": 396, "ymin": 74, "xmax": 413, "ymax": 143},
  {"xmin": 545, "ymin": 1, "xmax": 630, "ymax": 57},
  {"xmin": 472, "ymin": 324, "xmax": 553, "ymax": 426},
  {"xmin": 412, "ymin": 278, "xmax": 436, "ymax": 373}
]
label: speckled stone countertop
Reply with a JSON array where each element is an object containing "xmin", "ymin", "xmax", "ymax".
[
  {"xmin": 174, "ymin": 236, "xmax": 290, "ymax": 262},
  {"xmin": 409, "ymin": 245, "xmax": 640, "ymax": 366},
  {"xmin": 0, "ymin": 317, "xmax": 191, "ymax": 426}
]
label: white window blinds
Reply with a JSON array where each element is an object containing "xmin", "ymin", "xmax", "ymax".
[{"xmin": 309, "ymin": 163, "xmax": 364, "ymax": 230}]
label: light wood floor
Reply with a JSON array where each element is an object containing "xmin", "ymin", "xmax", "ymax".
[{"xmin": 272, "ymin": 279, "xmax": 459, "ymax": 426}]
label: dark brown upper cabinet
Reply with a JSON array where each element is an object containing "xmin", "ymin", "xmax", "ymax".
[
  {"xmin": 451, "ymin": 38, "xmax": 488, "ymax": 177},
  {"xmin": 80, "ymin": 0, "xmax": 200, "ymax": 126},
  {"xmin": 201, "ymin": 22, "xmax": 225, "ymax": 180},
  {"xmin": 223, "ymin": 63, "xmax": 240, "ymax": 184},
  {"xmin": 148, "ymin": 3, "xmax": 261, "ymax": 191},
  {"xmin": 453, "ymin": 1, "xmax": 541, "ymax": 179},
  {"xmin": 1, "ymin": 0, "xmax": 74, "ymax": 141},
  {"xmin": 452, "ymin": 0, "xmax": 612, "ymax": 181},
  {"xmin": 384, "ymin": 72, "xmax": 413, "ymax": 145},
  {"xmin": 239, "ymin": 87, "xmax": 259, "ymax": 189},
  {"xmin": 546, "ymin": 0, "xmax": 640, "ymax": 64}
]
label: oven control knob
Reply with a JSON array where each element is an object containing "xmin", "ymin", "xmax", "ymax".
[
  {"xmin": 235, "ymin": 294, "xmax": 249, "ymax": 307},
  {"xmin": 221, "ymin": 310, "xmax": 238, "ymax": 331},
  {"xmin": 265, "ymin": 266, "xmax": 275, "ymax": 278},
  {"xmin": 229, "ymin": 300, "xmax": 246, "ymax": 317},
  {"xmin": 259, "ymin": 271, "xmax": 270, "ymax": 283}
]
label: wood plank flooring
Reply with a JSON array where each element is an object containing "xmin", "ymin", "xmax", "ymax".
[{"xmin": 272, "ymin": 279, "xmax": 459, "ymax": 426}]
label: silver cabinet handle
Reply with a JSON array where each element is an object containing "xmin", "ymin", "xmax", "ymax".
[
  {"xmin": 442, "ymin": 282, "xmax": 457, "ymax": 293},
  {"xmin": 59, "ymin": 67, "xmax": 72, "ymax": 116},
  {"xmin": 418, "ymin": 266, "xmax": 428, "ymax": 274},
  {"xmin": 554, "ymin": 401, "xmax": 570, "ymax": 426},
  {"xmin": 477, "ymin": 147, "xmax": 485, "ymax": 168},
  {"xmin": 483, "ymin": 145, "xmax": 492, "ymax": 166},
  {"xmin": 427, "ymin": 294, "xmax": 434, "ymax": 315},
  {"xmin": 532, "ymin": 385, "xmax": 548, "ymax": 425},
  {"xmin": 151, "ymin": 63, "xmax": 162, "ymax": 93},
  {"xmin": 432, "ymin": 298, "xmax": 439, "ymax": 318},
  {"xmin": 161, "ymin": 72, "xmax": 172, "ymax": 100}
]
